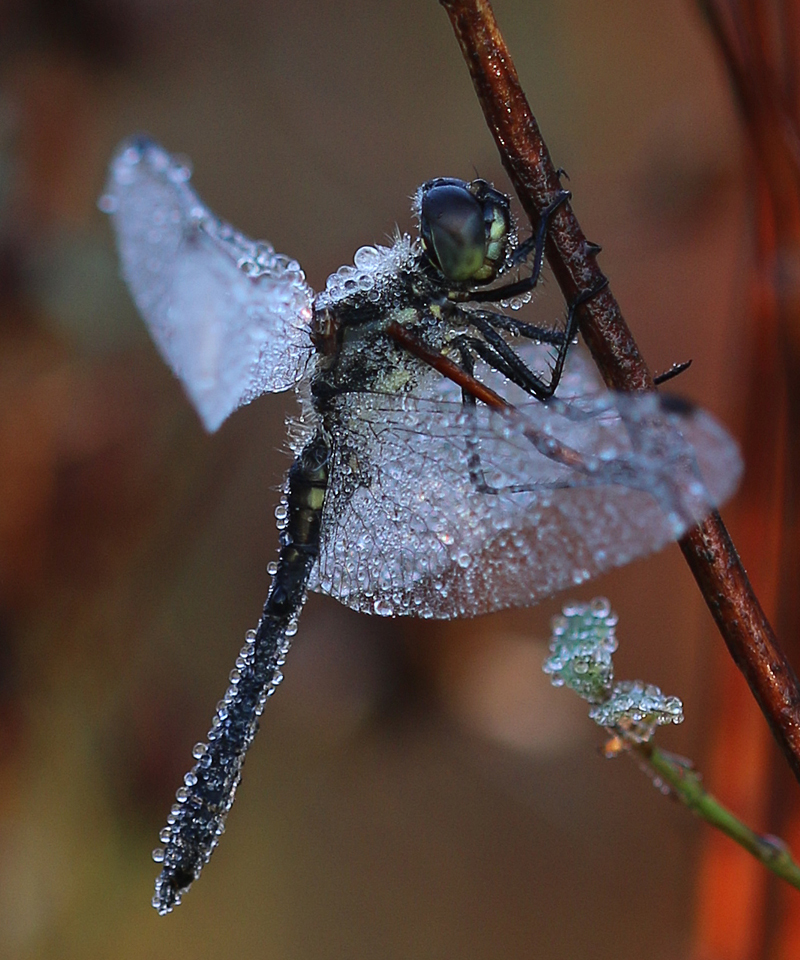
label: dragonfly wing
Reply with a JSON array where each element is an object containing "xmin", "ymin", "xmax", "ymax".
[
  {"xmin": 310, "ymin": 380, "xmax": 741, "ymax": 619},
  {"xmin": 102, "ymin": 137, "xmax": 313, "ymax": 431}
]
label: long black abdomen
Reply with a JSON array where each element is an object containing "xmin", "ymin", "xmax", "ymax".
[{"xmin": 152, "ymin": 432, "xmax": 330, "ymax": 915}]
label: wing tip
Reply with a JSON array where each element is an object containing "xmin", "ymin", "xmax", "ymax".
[{"xmin": 103, "ymin": 135, "xmax": 193, "ymax": 204}]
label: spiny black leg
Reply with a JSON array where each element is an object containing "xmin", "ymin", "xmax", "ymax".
[
  {"xmin": 450, "ymin": 333, "xmax": 613, "ymax": 497},
  {"xmin": 462, "ymin": 278, "xmax": 610, "ymax": 401},
  {"xmin": 454, "ymin": 342, "xmax": 492, "ymax": 492},
  {"xmin": 476, "ymin": 277, "xmax": 609, "ymax": 401},
  {"xmin": 536, "ymin": 277, "xmax": 610, "ymax": 400},
  {"xmin": 452, "ymin": 342, "xmax": 543, "ymax": 496},
  {"xmin": 467, "ymin": 309, "xmax": 568, "ymax": 347},
  {"xmin": 654, "ymin": 359, "xmax": 692, "ymax": 385},
  {"xmin": 467, "ymin": 314, "xmax": 561, "ymax": 400},
  {"xmin": 455, "ymin": 339, "xmax": 477, "ymax": 399},
  {"xmin": 468, "ymin": 189, "xmax": 571, "ymax": 304},
  {"xmin": 456, "ymin": 333, "xmax": 532, "ymax": 390},
  {"xmin": 562, "ymin": 277, "xmax": 608, "ymax": 342},
  {"xmin": 450, "ymin": 338, "xmax": 606, "ymax": 496},
  {"xmin": 508, "ymin": 189, "xmax": 573, "ymax": 269}
]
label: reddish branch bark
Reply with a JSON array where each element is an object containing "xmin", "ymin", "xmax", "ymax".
[
  {"xmin": 697, "ymin": 3, "xmax": 800, "ymax": 955},
  {"xmin": 439, "ymin": 0, "xmax": 800, "ymax": 782}
]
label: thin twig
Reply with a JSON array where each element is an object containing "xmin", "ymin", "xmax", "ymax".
[
  {"xmin": 439, "ymin": 0, "xmax": 800, "ymax": 782},
  {"xmin": 634, "ymin": 743, "xmax": 800, "ymax": 892}
]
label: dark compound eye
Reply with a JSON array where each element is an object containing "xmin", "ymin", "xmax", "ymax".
[{"xmin": 420, "ymin": 181, "xmax": 487, "ymax": 282}]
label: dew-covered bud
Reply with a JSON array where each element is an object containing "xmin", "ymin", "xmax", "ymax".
[
  {"xmin": 542, "ymin": 598, "xmax": 618, "ymax": 703},
  {"xmin": 588, "ymin": 679, "xmax": 684, "ymax": 743}
]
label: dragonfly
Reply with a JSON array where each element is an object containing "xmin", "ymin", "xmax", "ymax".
[{"xmin": 101, "ymin": 136, "xmax": 741, "ymax": 914}]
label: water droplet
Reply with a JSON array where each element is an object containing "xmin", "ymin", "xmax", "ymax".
[
  {"xmin": 374, "ymin": 597, "xmax": 393, "ymax": 616},
  {"xmin": 167, "ymin": 158, "xmax": 192, "ymax": 182},
  {"xmin": 590, "ymin": 597, "xmax": 611, "ymax": 618},
  {"xmin": 353, "ymin": 245, "xmax": 380, "ymax": 269},
  {"xmin": 97, "ymin": 193, "xmax": 118, "ymax": 213},
  {"xmin": 121, "ymin": 144, "xmax": 143, "ymax": 166}
]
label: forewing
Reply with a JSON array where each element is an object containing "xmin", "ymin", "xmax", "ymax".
[
  {"xmin": 310, "ymin": 377, "xmax": 741, "ymax": 619},
  {"xmin": 102, "ymin": 136, "xmax": 313, "ymax": 431}
]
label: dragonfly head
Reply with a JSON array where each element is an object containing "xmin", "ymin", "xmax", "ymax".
[{"xmin": 416, "ymin": 178, "xmax": 511, "ymax": 285}]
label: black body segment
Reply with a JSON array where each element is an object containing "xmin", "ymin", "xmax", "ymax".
[{"xmin": 152, "ymin": 433, "xmax": 330, "ymax": 914}]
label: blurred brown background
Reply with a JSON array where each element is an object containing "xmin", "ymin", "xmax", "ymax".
[{"xmin": 0, "ymin": 1, "xmax": 764, "ymax": 958}]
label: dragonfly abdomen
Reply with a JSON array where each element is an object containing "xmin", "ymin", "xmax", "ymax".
[{"xmin": 152, "ymin": 433, "xmax": 330, "ymax": 914}]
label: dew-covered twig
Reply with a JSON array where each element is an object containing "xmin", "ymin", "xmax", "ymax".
[
  {"xmin": 439, "ymin": 0, "xmax": 800, "ymax": 783},
  {"xmin": 544, "ymin": 600, "xmax": 800, "ymax": 893}
]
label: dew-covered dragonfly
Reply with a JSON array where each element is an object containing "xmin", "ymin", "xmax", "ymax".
[{"xmin": 102, "ymin": 137, "xmax": 741, "ymax": 914}]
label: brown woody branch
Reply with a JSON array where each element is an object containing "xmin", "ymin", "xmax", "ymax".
[{"xmin": 439, "ymin": 0, "xmax": 800, "ymax": 782}]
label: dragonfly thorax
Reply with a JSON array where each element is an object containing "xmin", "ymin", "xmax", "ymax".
[{"xmin": 310, "ymin": 294, "xmax": 453, "ymax": 404}]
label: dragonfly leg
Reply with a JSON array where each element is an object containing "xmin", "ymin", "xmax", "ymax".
[
  {"xmin": 464, "ymin": 312, "xmax": 563, "ymax": 400},
  {"xmin": 466, "ymin": 308, "xmax": 567, "ymax": 347},
  {"xmin": 468, "ymin": 188, "xmax": 572, "ymax": 305},
  {"xmin": 654, "ymin": 359, "xmax": 692, "ymax": 385},
  {"xmin": 537, "ymin": 277, "xmax": 610, "ymax": 401},
  {"xmin": 452, "ymin": 341, "xmax": 499, "ymax": 494}
]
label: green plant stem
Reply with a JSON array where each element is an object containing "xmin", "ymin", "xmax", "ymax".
[{"xmin": 635, "ymin": 743, "xmax": 800, "ymax": 891}]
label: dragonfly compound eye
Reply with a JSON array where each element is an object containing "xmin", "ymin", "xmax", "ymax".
[
  {"xmin": 419, "ymin": 178, "xmax": 512, "ymax": 285},
  {"xmin": 420, "ymin": 180, "xmax": 487, "ymax": 282}
]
